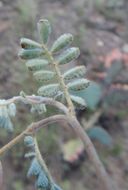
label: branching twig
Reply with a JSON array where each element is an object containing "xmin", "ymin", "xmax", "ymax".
[
  {"xmin": 0, "ymin": 96, "xmax": 68, "ymax": 114},
  {"xmin": 0, "ymin": 113, "xmax": 115, "ymax": 190},
  {"xmin": 69, "ymin": 116, "xmax": 115, "ymax": 190},
  {"xmin": 0, "ymin": 115, "xmax": 67, "ymax": 156}
]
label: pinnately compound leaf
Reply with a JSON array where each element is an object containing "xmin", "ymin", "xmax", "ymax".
[
  {"xmin": 36, "ymin": 171, "xmax": 49, "ymax": 189},
  {"xmin": 70, "ymin": 95, "xmax": 86, "ymax": 108},
  {"xmin": 57, "ymin": 47, "xmax": 80, "ymax": 65},
  {"xmin": 26, "ymin": 59, "xmax": 49, "ymax": 71},
  {"xmin": 38, "ymin": 84, "xmax": 59, "ymax": 97},
  {"xmin": 38, "ymin": 19, "xmax": 51, "ymax": 44},
  {"xmin": 33, "ymin": 70, "xmax": 55, "ymax": 82},
  {"xmin": 20, "ymin": 38, "xmax": 41, "ymax": 49},
  {"xmin": 68, "ymin": 79, "xmax": 90, "ymax": 91},
  {"xmin": 27, "ymin": 158, "xmax": 42, "ymax": 177},
  {"xmin": 63, "ymin": 66, "xmax": 86, "ymax": 81},
  {"xmin": 51, "ymin": 33, "xmax": 73, "ymax": 53},
  {"xmin": 18, "ymin": 48, "xmax": 43, "ymax": 60}
]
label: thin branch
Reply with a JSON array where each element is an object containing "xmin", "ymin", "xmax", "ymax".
[
  {"xmin": 0, "ymin": 115, "xmax": 67, "ymax": 156},
  {"xmin": 69, "ymin": 116, "xmax": 116, "ymax": 190},
  {"xmin": 0, "ymin": 113, "xmax": 116, "ymax": 190},
  {"xmin": 0, "ymin": 96, "xmax": 68, "ymax": 114}
]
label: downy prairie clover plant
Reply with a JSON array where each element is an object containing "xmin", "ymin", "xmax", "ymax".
[{"xmin": 0, "ymin": 19, "xmax": 115, "ymax": 190}]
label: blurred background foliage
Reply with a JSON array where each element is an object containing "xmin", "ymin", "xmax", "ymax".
[{"xmin": 0, "ymin": 0, "xmax": 128, "ymax": 190}]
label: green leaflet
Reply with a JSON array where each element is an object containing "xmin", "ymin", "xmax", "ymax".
[
  {"xmin": 30, "ymin": 104, "xmax": 47, "ymax": 114},
  {"xmin": 26, "ymin": 59, "xmax": 49, "ymax": 71},
  {"xmin": 18, "ymin": 48, "xmax": 43, "ymax": 60},
  {"xmin": 38, "ymin": 84, "xmax": 60, "ymax": 97},
  {"xmin": 0, "ymin": 100, "xmax": 16, "ymax": 132},
  {"xmin": 63, "ymin": 66, "xmax": 86, "ymax": 81},
  {"xmin": 36, "ymin": 171, "xmax": 49, "ymax": 189},
  {"xmin": 27, "ymin": 158, "xmax": 42, "ymax": 177},
  {"xmin": 87, "ymin": 126, "xmax": 113, "ymax": 146},
  {"xmin": 51, "ymin": 33, "xmax": 73, "ymax": 53},
  {"xmin": 20, "ymin": 38, "xmax": 41, "ymax": 49},
  {"xmin": 24, "ymin": 136, "xmax": 35, "ymax": 147},
  {"xmin": 68, "ymin": 79, "xmax": 90, "ymax": 91},
  {"xmin": 37, "ymin": 19, "xmax": 51, "ymax": 44},
  {"xmin": 70, "ymin": 82, "xmax": 102, "ymax": 110},
  {"xmin": 33, "ymin": 70, "xmax": 55, "ymax": 82},
  {"xmin": 24, "ymin": 152, "xmax": 36, "ymax": 158},
  {"xmin": 0, "ymin": 116, "xmax": 13, "ymax": 132},
  {"xmin": 57, "ymin": 47, "xmax": 80, "ymax": 65},
  {"xmin": 7, "ymin": 103, "xmax": 16, "ymax": 117},
  {"xmin": 70, "ymin": 95, "xmax": 86, "ymax": 109}
]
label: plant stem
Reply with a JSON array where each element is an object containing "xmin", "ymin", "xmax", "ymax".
[
  {"xmin": 0, "ymin": 129, "xmax": 28, "ymax": 156},
  {"xmin": 0, "ymin": 96, "xmax": 68, "ymax": 114},
  {"xmin": 0, "ymin": 115, "xmax": 67, "ymax": 156},
  {"xmin": 41, "ymin": 44, "xmax": 75, "ymax": 116},
  {"xmin": 34, "ymin": 137, "xmax": 54, "ymax": 188},
  {"xmin": 0, "ymin": 113, "xmax": 115, "ymax": 190},
  {"xmin": 39, "ymin": 45, "xmax": 116, "ymax": 189},
  {"xmin": 69, "ymin": 116, "xmax": 116, "ymax": 190}
]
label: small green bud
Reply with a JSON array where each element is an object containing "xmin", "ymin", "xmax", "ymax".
[
  {"xmin": 63, "ymin": 66, "xmax": 86, "ymax": 81},
  {"xmin": 38, "ymin": 84, "xmax": 59, "ymax": 97},
  {"xmin": 68, "ymin": 79, "xmax": 90, "ymax": 91},
  {"xmin": 24, "ymin": 136, "xmax": 34, "ymax": 147},
  {"xmin": 33, "ymin": 70, "xmax": 55, "ymax": 82},
  {"xmin": 26, "ymin": 59, "xmax": 49, "ymax": 71},
  {"xmin": 20, "ymin": 38, "xmax": 41, "ymax": 49},
  {"xmin": 37, "ymin": 19, "xmax": 51, "ymax": 44},
  {"xmin": 57, "ymin": 47, "xmax": 80, "ymax": 65},
  {"xmin": 18, "ymin": 48, "xmax": 43, "ymax": 60},
  {"xmin": 51, "ymin": 33, "xmax": 73, "ymax": 53}
]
